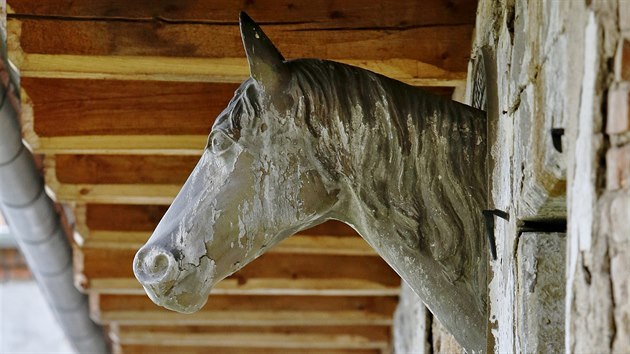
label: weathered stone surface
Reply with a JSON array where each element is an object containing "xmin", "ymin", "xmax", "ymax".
[
  {"xmin": 504, "ymin": 0, "xmax": 570, "ymax": 220},
  {"xmin": 516, "ymin": 232, "xmax": 566, "ymax": 354},
  {"xmin": 431, "ymin": 316, "xmax": 463, "ymax": 354},
  {"xmin": 568, "ymin": 194, "xmax": 618, "ymax": 354},
  {"xmin": 565, "ymin": 2, "xmax": 630, "ymax": 353},
  {"xmin": 398, "ymin": 0, "xmax": 630, "ymax": 351},
  {"xmin": 471, "ymin": 0, "xmax": 585, "ymax": 351},
  {"xmin": 603, "ymin": 191, "xmax": 630, "ymax": 353},
  {"xmin": 606, "ymin": 83, "xmax": 630, "ymax": 135},
  {"xmin": 606, "ymin": 145, "xmax": 630, "ymax": 190},
  {"xmin": 393, "ymin": 283, "xmax": 431, "ymax": 354},
  {"xmin": 620, "ymin": 3, "xmax": 630, "ymax": 33}
]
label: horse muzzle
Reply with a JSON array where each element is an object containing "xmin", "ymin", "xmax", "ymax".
[{"xmin": 133, "ymin": 244, "xmax": 216, "ymax": 314}]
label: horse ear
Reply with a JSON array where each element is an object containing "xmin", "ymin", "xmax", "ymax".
[{"xmin": 239, "ymin": 12, "xmax": 289, "ymax": 92}]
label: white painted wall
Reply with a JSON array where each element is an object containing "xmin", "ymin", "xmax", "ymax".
[{"xmin": 0, "ymin": 281, "xmax": 75, "ymax": 353}]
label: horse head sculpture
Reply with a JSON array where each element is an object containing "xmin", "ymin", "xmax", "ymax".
[{"xmin": 134, "ymin": 12, "xmax": 488, "ymax": 353}]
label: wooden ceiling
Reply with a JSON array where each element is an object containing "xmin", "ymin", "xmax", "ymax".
[{"xmin": 7, "ymin": 1, "xmax": 477, "ymax": 353}]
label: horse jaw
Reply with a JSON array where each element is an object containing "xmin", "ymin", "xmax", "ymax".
[{"xmin": 134, "ymin": 148, "xmax": 251, "ymax": 313}]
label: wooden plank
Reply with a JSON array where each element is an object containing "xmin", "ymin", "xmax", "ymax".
[
  {"xmin": 19, "ymin": 78, "xmax": 451, "ymax": 154},
  {"xmin": 82, "ymin": 204, "xmax": 356, "ymax": 235},
  {"xmin": 94, "ymin": 294, "xmax": 396, "ymax": 326},
  {"xmin": 83, "ymin": 231, "xmax": 376, "ymax": 256},
  {"xmin": 9, "ymin": 0, "xmax": 478, "ymax": 28},
  {"xmin": 112, "ymin": 325, "xmax": 391, "ymax": 344},
  {"xmin": 74, "ymin": 203, "xmax": 371, "ymax": 254},
  {"xmin": 24, "ymin": 135, "xmax": 207, "ymax": 156},
  {"xmin": 75, "ymin": 247, "xmax": 399, "ymax": 295},
  {"xmin": 14, "ymin": 54, "xmax": 466, "ymax": 87},
  {"xmin": 116, "ymin": 332, "xmax": 387, "ymax": 350},
  {"xmin": 74, "ymin": 247, "xmax": 400, "ymax": 289},
  {"xmin": 102, "ymin": 309, "xmax": 394, "ymax": 326},
  {"xmin": 44, "ymin": 155, "xmax": 180, "ymax": 204},
  {"xmin": 21, "ymin": 78, "xmax": 237, "ymax": 137},
  {"xmin": 110, "ymin": 325, "xmax": 390, "ymax": 352},
  {"xmin": 54, "ymin": 154, "xmax": 198, "ymax": 185},
  {"xmin": 115, "ymin": 345, "xmax": 381, "ymax": 354},
  {"xmin": 8, "ymin": 19, "xmax": 469, "ymax": 87},
  {"xmin": 22, "ymin": 77, "xmax": 453, "ymax": 137},
  {"xmin": 87, "ymin": 278, "xmax": 399, "ymax": 297},
  {"xmin": 12, "ymin": 18, "xmax": 471, "ymax": 73}
]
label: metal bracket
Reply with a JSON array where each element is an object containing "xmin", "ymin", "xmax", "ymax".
[{"xmin": 482, "ymin": 209, "xmax": 509, "ymax": 260}]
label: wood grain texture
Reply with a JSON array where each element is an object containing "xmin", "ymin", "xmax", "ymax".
[
  {"xmin": 113, "ymin": 324, "xmax": 390, "ymax": 341},
  {"xmin": 76, "ymin": 257, "xmax": 400, "ymax": 296},
  {"xmin": 14, "ymin": 54, "xmax": 465, "ymax": 88},
  {"xmin": 84, "ymin": 203, "xmax": 357, "ymax": 235},
  {"xmin": 76, "ymin": 247, "xmax": 398, "ymax": 285},
  {"xmin": 98, "ymin": 294, "xmax": 396, "ymax": 315},
  {"xmin": 116, "ymin": 332, "xmax": 387, "ymax": 349},
  {"xmin": 22, "ymin": 78, "xmax": 238, "ymax": 137},
  {"xmin": 9, "ymin": 0, "xmax": 478, "ymax": 28},
  {"xmin": 83, "ymin": 231, "xmax": 376, "ymax": 256},
  {"xmin": 115, "ymin": 345, "xmax": 382, "ymax": 354},
  {"xmin": 102, "ymin": 309, "xmax": 393, "ymax": 327},
  {"xmin": 13, "ymin": 19, "xmax": 472, "ymax": 73},
  {"xmin": 110, "ymin": 325, "xmax": 390, "ymax": 352},
  {"xmin": 55, "ymin": 154, "xmax": 198, "ymax": 185},
  {"xmin": 45, "ymin": 165, "xmax": 179, "ymax": 205},
  {"xmin": 88, "ymin": 278, "xmax": 400, "ymax": 296},
  {"xmin": 23, "ymin": 77, "xmax": 454, "ymax": 138}
]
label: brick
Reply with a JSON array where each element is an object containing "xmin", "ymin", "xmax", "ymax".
[
  {"xmin": 622, "ymin": 2, "xmax": 630, "ymax": 32},
  {"xmin": 607, "ymin": 145, "xmax": 630, "ymax": 190},
  {"xmin": 609, "ymin": 193, "xmax": 630, "ymax": 243},
  {"xmin": 620, "ymin": 39, "xmax": 630, "ymax": 82},
  {"xmin": 607, "ymin": 83, "xmax": 630, "ymax": 134}
]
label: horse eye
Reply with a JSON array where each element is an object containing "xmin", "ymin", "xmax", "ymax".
[{"xmin": 209, "ymin": 131, "xmax": 233, "ymax": 154}]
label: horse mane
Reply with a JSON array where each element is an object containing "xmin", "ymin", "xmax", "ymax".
[{"xmin": 287, "ymin": 59, "xmax": 487, "ymax": 283}]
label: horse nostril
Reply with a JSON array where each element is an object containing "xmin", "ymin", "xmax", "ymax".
[{"xmin": 133, "ymin": 247, "xmax": 178, "ymax": 285}]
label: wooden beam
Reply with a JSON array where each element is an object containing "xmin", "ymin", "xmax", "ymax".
[
  {"xmin": 93, "ymin": 293, "xmax": 396, "ymax": 326},
  {"xmin": 21, "ymin": 78, "xmax": 237, "ymax": 138},
  {"xmin": 73, "ymin": 203, "xmax": 372, "ymax": 255},
  {"xmin": 78, "ymin": 203, "xmax": 356, "ymax": 236},
  {"xmin": 9, "ymin": 0, "xmax": 478, "ymax": 29},
  {"xmin": 115, "ymin": 331, "xmax": 387, "ymax": 350},
  {"xmin": 111, "ymin": 325, "xmax": 390, "ymax": 347},
  {"xmin": 8, "ymin": 18, "xmax": 469, "ymax": 87},
  {"xmin": 10, "ymin": 18, "xmax": 471, "ymax": 72},
  {"xmin": 86, "ymin": 278, "xmax": 399, "ymax": 297},
  {"xmin": 19, "ymin": 78, "xmax": 451, "ymax": 154},
  {"xmin": 75, "ymin": 247, "xmax": 399, "ymax": 296},
  {"xmin": 44, "ymin": 155, "xmax": 183, "ymax": 204},
  {"xmin": 15, "ymin": 54, "xmax": 466, "ymax": 87},
  {"xmin": 20, "ymin": 79, "xmax": 453, "ymax": 135},
  {"xmin": 114, "ymin": 344, "xmax": 382, "ymax": 354},
  {"xmin": 82, "ymin": 231, "xmax": 376, "ymax": 256},
  {"xmin": 44, "ymin": 156, "xmax": 181, "ymax": 205},
  {"xmin": 109, "ymin": 325, "xmax": 390, "ymax": 353},
  {"xmin": 54, "ymin": 154, "xmax": 198, "ymax": 185}
]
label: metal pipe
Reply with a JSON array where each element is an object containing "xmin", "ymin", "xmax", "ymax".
[{"xmin": 0, "ymin": 62, "xmax": 109, "ymax": 353}]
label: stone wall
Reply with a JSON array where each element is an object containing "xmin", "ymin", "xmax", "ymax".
[
  {"xmin": 393, "ymin": 0, "xmax": 629, "ymax": 352},
  {"xmin": 567, "ymin": 1, "xmax": 630, "ymax": 351}
]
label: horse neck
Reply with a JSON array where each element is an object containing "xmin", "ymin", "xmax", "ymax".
[
  {"xmin": 319, "ymin": 88, "xmax": 489, "ymax": 352},
  {"xmin": 319, "ymin": 82, "xmax": 489, "ymax": 287}
]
